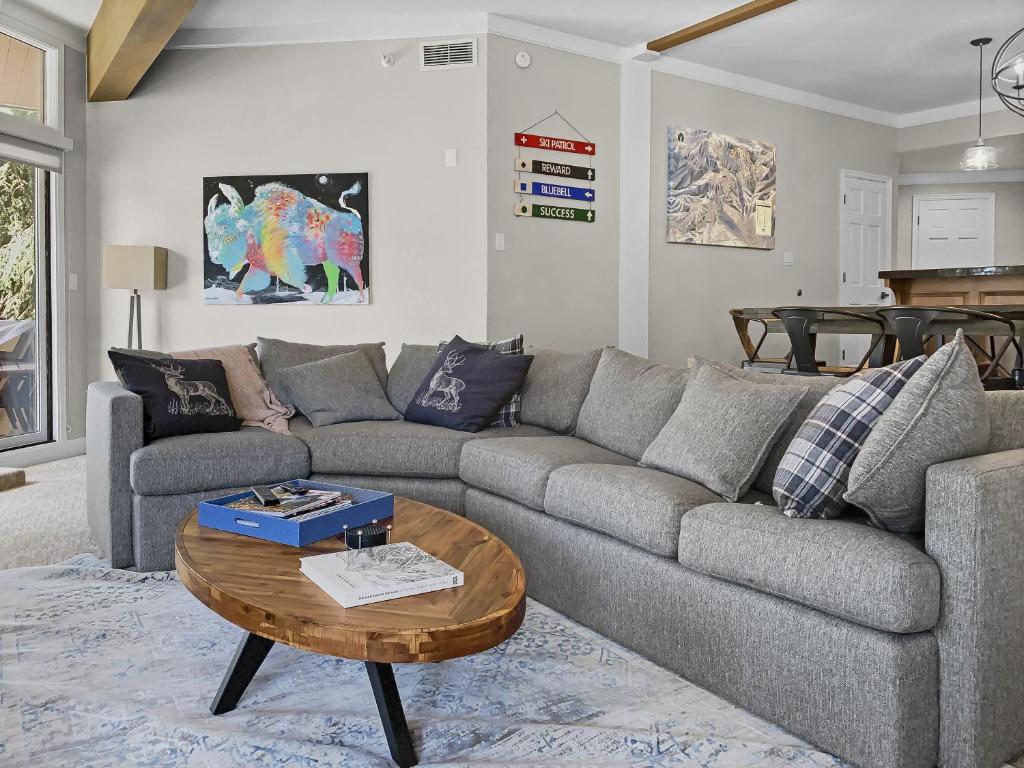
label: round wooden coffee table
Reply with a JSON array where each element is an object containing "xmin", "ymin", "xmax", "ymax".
[{"xmin": 175, "ymin": 497, "xmax": 526, "ymax": 768}]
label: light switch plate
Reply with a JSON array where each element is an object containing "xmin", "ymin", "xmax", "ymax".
[
  {"xmin": 444, "ymin": 148, "xmax": 458, "ymax": 167},
  {"xmin": 783, "ymin": 251, "xmax": 794, "ymax": 266},
  {"xmin": 494, "ymin": 233, "xmax": 505, "ymax": 251},
  {"xmin": 68, "ymin": 272, "xmax": 79, "ymax": 290}
]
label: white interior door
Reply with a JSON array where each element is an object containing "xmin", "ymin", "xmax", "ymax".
[
  {"xmin": 912, "ymin": 194, "xmax": 995, "ymax": 269},
  {"xmin": 839, "ymin": 171, "xmax": 892, "ymax": 366}
]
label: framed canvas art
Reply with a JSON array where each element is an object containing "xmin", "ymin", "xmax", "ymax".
[
  {"xmin": 203, "ymin": 172, "xmax": 370, "ymax": 304},
  {"xmin": 666, "ymin": 128, "xmax": 776, "ymax": 250}
]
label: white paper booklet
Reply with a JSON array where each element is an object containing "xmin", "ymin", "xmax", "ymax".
[{"xmin": 300, "ymin": 542, "xmax": 464, "ymax": 608}]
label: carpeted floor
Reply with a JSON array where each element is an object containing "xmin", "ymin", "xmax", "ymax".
[
  {"xmin": 0, "ymin": 455, "xmax": 95, "ymax": 570},
  {"xmin": 0, "ymin": 554, "xmax": 853, "ymax": 767}
]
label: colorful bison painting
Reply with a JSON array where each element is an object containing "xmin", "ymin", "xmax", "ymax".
[{"xmin": 203, "ymin": 173, "xmax": 370, "ymax": 305}]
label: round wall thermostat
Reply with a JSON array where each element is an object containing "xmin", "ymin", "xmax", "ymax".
[{"xmin": 515, "ymin": 51, "xmax": 532, "ymax": 69}]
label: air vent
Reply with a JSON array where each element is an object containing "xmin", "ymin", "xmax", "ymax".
[{"xmin": 420, "ymin": 38, "xmax": 477, "ymax": 71}]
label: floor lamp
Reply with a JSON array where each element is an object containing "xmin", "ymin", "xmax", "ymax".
[{"xmin": 102, "ymin": 246, "xmax": 168, "ymax": 350}]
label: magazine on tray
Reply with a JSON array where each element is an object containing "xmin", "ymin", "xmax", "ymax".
[
  {"xmin": 300, "ymin": 542, "xmax": 464, "ymax": 608},
  {"xmin": 225, "ymin": 486, "xmax": 353, "ymax": 518}
]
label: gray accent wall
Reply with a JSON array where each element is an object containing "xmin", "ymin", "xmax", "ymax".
[
  {"xmin": 647, "ymin": 71, "xmax": 899, "ymax": 367},
  {"xmin": 486, "ymin": 35, "xmax": 620, "ymax": 352},
  {"xmin": 63, "ymin": 46, "xmax": 88, "ymax": 438},
  {"xmin": 86, "ymin": 38, "xmax": 489, "ymax": 382}
]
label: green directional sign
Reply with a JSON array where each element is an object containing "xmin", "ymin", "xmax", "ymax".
[{"xmin": 514, "ymin": 202, "xmax": 595, "ymax": 223}]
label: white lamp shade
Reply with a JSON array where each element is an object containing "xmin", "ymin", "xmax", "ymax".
[
  {"xmin": 102, "ymin": 245, "xmax": 167, "ymax": 290},
  {"xmin": 960, "ymin": 140, "xmax": 999, "ymax": 171}
]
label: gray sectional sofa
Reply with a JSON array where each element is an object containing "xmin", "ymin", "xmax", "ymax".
[{"xmin": 86, "ymin": 344, "xmax": 1024, "ymax": 768}]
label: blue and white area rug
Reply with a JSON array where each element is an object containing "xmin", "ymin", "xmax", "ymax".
[{"xmin": 0, "ymin": 555, "xmax": 852, "ymax": 767}]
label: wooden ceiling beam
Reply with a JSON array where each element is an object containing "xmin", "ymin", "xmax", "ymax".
[
  {"xmin": 647, "ymin": 0, "xmax": 798, "ymax": 53},
  {"xmin": 87, "ymin": 0, "xmax": 196, "ymax": 102}
]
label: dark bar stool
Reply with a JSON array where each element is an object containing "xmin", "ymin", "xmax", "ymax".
[
  {"xmin": 771, "ymin": 307, "xmax": 885, "ymax": 376},
  {"xmin": 876, "ymin": 306, "xmax": 1023, "ymax": 384}
]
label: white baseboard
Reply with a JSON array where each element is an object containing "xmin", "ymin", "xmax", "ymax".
[{"xmin": 1, "ymin": 437, "xmax": 86, "ymax": 468}]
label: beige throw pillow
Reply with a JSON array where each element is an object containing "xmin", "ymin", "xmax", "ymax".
[{"xmin": 170, "ymin": 344, "xmax": 293, "ymax": 434}]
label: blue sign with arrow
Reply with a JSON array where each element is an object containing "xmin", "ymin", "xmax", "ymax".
[{"xmin": 515, "ymin": 179, "xmax": 595, "ymax": 202}]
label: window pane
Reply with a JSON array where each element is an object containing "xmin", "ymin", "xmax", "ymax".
[
  {"xmin": 0, "ymin": 158, "xmax": 39, "ymax": 440},
  {"xmin": 0, "ymin": 31, "xmax": 44, "ymax": 123}
]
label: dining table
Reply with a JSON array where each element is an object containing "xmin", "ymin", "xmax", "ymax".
[{"xmin": 730, "ymin": 305, "xmax": 1024, "ymax": 368}]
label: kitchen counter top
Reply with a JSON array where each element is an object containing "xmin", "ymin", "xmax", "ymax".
[{"xmin": 879, "ymin": 265, "xmax": 1024, "ymax": 279}]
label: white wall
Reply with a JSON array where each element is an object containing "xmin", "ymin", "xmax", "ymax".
[
  {"xmin": 896, "ymin": 182, "xmax": 1024, "ymax": 268},
  {"xmin": 86, "ymin": 38, "xmax": 488, "ymax": 381},
  {"xmin": 647, "ymin": 71, "xmax": 899, "ymax": 367},
  {"xmin": 486, "ymin": 35, "xmax": 620, "ymax": 352}
]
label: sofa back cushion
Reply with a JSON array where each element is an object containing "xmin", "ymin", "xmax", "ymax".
[
  {"xmin": 257, "ymin": 337, "xmax": 387, "ymax": 408},
  {"xmin": 575, "ymin": 348, "xmax": 689, "ymax": 460},
  {"xmin": 519, "ymin": 347, "xmax": 603, "ymax": 434},
  {"xmin": 386, "ymin": 344, "xmax": 438, "ymax": 413},
  {"xmin": 697, "ymin": 359, "xmax": 841, "ymax": 494},
  {"xmin": 642, "ymin": 363, "xmax": 807, "ymax": 501},
  {"xmin": 845, "ymin": 330, "xmax": 990, "ymax": 533},
  {"xmin": 275, "ymin": 350, "xmax": 401, "ymax": 427},
  {"xmin": 985, "ymin": 390, "xmax": 1024, "ymax": 453}
]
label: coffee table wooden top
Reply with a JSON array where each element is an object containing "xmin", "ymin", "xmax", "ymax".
[{"xmin": 175, "ymin": 498, "xmax": 526, "ymax": 664}]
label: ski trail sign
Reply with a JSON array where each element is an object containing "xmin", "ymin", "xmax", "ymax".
[
  {"xmin": 515, "ymin": 202, "xmax": 595, "ymax": 223},
  {"xmin": 515, "ymin": 157, "xmax": 596, "ymax": 181},
  {"xmin": 515, "ymin": 179, "xmax": 595, "ymax": 202},
  {"xmin": 514, "ymin": 132, "xmax": 595, "ymax": 156}
]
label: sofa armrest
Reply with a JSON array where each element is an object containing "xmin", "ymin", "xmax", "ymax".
[
  {"xmin": 86, "ymin": 381, "xmax": 143, "ymax": 568},
  {"xmin": 925, "ymin": 449, "xmax": 1024, "ymax": 768}
]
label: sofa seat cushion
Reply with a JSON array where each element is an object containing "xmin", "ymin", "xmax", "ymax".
[
  {"xmin": 545, "ymin": 464, "xmax": 722, "ymax": 557},
  {"xmin": 293, "ymin": 417, "xmax": 554, "ymax": 478},
  {"xmin": 677, "ymin": 503, "xmax": 940, "ymax": 633},
  {"xmin": 459, "ymin": 436, "xmax": 634, "ymax": 510},
  {"xmin": 130, "ymin": 426, "xmax": 310, "ymax": 495}
]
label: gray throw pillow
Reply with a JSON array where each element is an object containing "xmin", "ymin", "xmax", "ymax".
[
  {"xmin": 257, "ymin": 337, "xmax": 386, "ymax": 408},
  {"xmin": 386, "ymin": 344, "xmax": 439, "ymax": 414},
  {"xmin": 694, "ymin": 358, "xmax": 841, "ymax": 494},
  {"xmin": 519, "ymin": 347, "xmax": 603, "ymax": 434},
  {"xmin": 575, "ymin": 348, "xmax": 690, "ymax": 460},
  {"xmin": 640, "ymin": 363, "xmax": 808, "ymax": 501},
  {"xmin": 275, "ymin": 350, "xmax": 400, "ymax": 427},
  {"xmin": 844, "ymin": 330, "xmax": 991, "ymax": 533}
]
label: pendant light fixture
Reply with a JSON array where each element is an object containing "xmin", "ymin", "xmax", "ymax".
[
  {"xmin": 992, "ymin": 26, "xmax": 1024, "ymax": 117},
  {"xmin": 961, "ymin": 37, "xmax": 998, "ymax": 171}
]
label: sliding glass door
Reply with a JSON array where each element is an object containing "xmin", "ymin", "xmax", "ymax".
[
  {"xmin": 0, "ymin": 157, "xmax": 50, "ymax": 449},
  {"xmin": 0, "ymin": 26, "xmax": 56, "ymax": 451}
]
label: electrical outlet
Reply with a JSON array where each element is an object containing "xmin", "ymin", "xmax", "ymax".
[
  {"xmin": 783, "ymin": 252, "xmax": 794, "ymax": 266},
  {"xmin": 494, "ymin": 233, "xmax": 505, "ymax": 251}
]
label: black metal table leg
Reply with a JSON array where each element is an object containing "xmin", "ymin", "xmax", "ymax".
[
  {"xmin": 365, "ymin": 662, "xmax": 417, "ymax": 767},
  {"xmin": 210, "ymin": 632, "xmax": 275, "ymax": 715}
]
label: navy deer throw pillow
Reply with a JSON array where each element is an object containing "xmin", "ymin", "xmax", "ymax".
[
  {"xmin": 108, "ymin": 350, "xmax": 242, "ymax": 441},
  {"xmin": 404, "ymin": 336, "xmax": 534, "ymax": 433}
]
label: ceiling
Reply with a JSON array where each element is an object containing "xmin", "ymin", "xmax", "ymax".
[{"xmin": 20, "ymin": 0, "xmax": 1024, "ymax": 116}]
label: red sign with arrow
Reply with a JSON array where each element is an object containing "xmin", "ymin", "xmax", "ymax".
[{"xmin": 515, "ymin": 132, "xmax": 595, "ymax": 156}]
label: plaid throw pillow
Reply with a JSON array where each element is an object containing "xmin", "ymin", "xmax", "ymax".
[
  {"xmin": 437, "ymin": 335, "xmax": 524, "ymax": 427},
  {"xmin": 773, "ymin": 357, "xmax": 925, "ymax": 519}
]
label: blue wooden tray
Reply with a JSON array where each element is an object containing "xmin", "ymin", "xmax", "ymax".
[{"xmin": 197, "ymin": 479, "xmax": 394, "ymax": 547}]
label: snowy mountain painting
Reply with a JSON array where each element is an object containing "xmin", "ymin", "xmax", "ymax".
[{"xmin": 666, "ymin": 128, "xmax": 776, "ymax": 250}]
